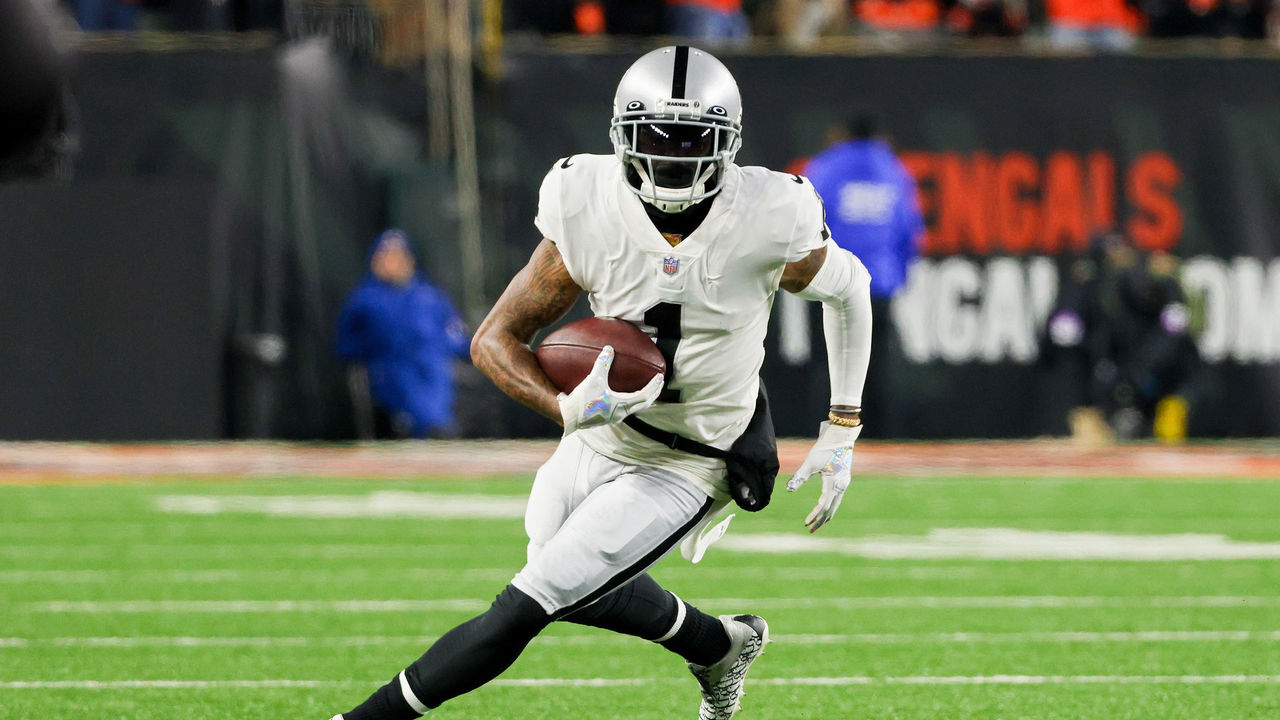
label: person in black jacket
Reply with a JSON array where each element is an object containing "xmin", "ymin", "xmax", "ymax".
[{"xmin": 1042, "ymin": 232, "xmax": 1200, "ymax": 441}]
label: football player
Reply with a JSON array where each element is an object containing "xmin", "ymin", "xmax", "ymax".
[{"xmin": 331, "ymin": 45, "xmax": 871, "ymax": 720}]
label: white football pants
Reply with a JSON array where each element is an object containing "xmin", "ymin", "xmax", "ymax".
[{"xmin": 511, "ymin": 433, "xmax": 714, "ymax": 616}]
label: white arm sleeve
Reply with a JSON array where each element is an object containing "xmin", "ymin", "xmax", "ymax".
[{"xmin": 794, "ymin": 240, "xmax": 872, "ymax": 408}]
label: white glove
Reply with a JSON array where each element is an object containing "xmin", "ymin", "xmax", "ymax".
[
  {"xmin": 785, "ymin": 421, "xmax": 861, "ymax": 533},
  {"xmin": 558, "ymin": 345, "xmax": 664, "ymax": 437}
]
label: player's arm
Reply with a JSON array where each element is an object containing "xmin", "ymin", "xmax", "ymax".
[
  {"xmin": 471, "ymin": 239, "xmax": 582, "ymax": 424},
  {"xmin": 779, "ymin": 245, "xmax": 861, "ymax": 421},
  {"xmin": 779, "ymin": 241, "xmax": 873, "ymax": 532},
  {"xmin": 780, "ymin": 242, "xmax": 872, "ymax": 422},
  {"xmin": 472, "ymin": 239, "xmax": 665, "ymax": 433}
]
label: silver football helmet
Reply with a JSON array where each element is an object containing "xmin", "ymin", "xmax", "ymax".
[{"xmin": 610, "ymin": 46, "xmax": 743, "ymax": 213}]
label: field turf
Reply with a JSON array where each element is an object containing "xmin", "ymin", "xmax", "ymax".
[{"xmin": 3, "ymin": 469, "xmax": 1279, "ymax": 719}]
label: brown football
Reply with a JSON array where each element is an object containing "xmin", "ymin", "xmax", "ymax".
[{"xmin": 536, "ymin": 317, "xmax": 666, "ymax": 394}]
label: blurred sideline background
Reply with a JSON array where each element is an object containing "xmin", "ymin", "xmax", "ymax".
[
  {"xmin": 2, "ymin": 0, "xmax": 1280, "ymax": 445},
  {"xmin": 3, "ymin": 7, "xmax": 1280, "ymax": 720}
]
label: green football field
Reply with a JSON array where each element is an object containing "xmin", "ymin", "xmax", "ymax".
[{"xmin": 3, "ymin": 469, "xmax": 1280, "ymax": 720}]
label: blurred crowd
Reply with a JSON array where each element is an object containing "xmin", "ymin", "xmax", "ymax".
[
  {"xmin": 60, "ymin": 0, "xmax": 281, "ymax": 31},
  {"xmin": 510, "ymin": 0, "xmax": 1280, "ymax": 47},
  {"xmin": 59, "ymin": 0, "xmax": 1280, "ymax": 47}
]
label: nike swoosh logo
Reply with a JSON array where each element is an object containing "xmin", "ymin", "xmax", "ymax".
[
  {"xmin": 561, "ymin": 157, "xmax": 574, "ymax": 169},
  {"xmin": 791, "ymin": 174, "xmax": 804, "ymax": 184}
]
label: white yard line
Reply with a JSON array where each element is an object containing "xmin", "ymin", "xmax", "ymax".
[
  {"xmin": 3, "ymin": 676, "xmax": 1280, "ymax": 690},
  {"xmin": 775, "ymin": 630, "xmax": 1280, "ymax": 644},
  {"xmin": 0, "ymin": 544, "xmax": 485, "ymax": 560},
  {"xmin": 0, "ymin": 570, "xmax": 116, "ymax": 583},
  {"xmin": 0, "ymin": 636, "xmax": 425, "ymax": 648},
  {"xmin": 0, "ymin": 568, "xmax": 518, "ymax": 584},
  {"xmin": 717, "ymin": 529, "xmax": 1280, "ymax": 561},
  {"xmin": 153, "ymin": 492, "xmax": 528, "ymax": 519},
  {"xmin": 26, "ymin": 599, "xmax": 490, "ymax": 613},
  {"xmin": 0, "ymin": 565, "xmax": 980, "ymax": 584},
  {"xmin": 755, "ymin": 675, "xmax": 1280, "ymax": 686},
  {"xmin": 687, "ymin": 596, "xmax": 1280, "ymax": 609},
  {"xmin": 24, "ymin": 596, "xmax": 1280, "ymax": 613},
  {"xmin": 757, "ymin": 671, "xmax": 1280, "ymax": 681},
  {"xmin": 492, "ymin": 678, "xmax": 647, "ymax": 687},
  {"xmin": 3, "ymin": 630, "xmax": 1279, "ymax": 649},
  {"xmin": 17, "ymin": 527, "xmax": 1280, "ymax": 563},
  {"xmin": 671, "ymin": 566, "xmax": 987, "ymax": 581},
  {"xmin": 0, "ymin": 680, "xmax": 335, "ymax": 689}
]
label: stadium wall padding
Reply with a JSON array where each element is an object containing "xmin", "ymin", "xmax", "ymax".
[
  {"xmin": 496, "ymin": 50, "xmax": 1280, "ymax": 439},
  {"xmin": 0, "ymin": 48, "xmax": 438, "ymax": 440},
  {"xmin": 0, "ymin": 181, "xmax": 221, "ymax": 440},
  {"xmin": 3, "ymin": 48, "xmax": 1280, "ymax": 439}
]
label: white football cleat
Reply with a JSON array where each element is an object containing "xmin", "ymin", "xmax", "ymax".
[{"xmin": 687, "ymin": 614, "xmax": 770, "ymax": 720}]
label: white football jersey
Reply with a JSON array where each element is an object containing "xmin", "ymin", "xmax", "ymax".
[{"xmin": 535, "ymin": 154, "xmax": 867, "ymax": 495}]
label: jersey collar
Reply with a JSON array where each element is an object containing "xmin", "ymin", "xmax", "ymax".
[{"xmin": 614, "ymin": 163, "xmax": 740, "ymax": 256}]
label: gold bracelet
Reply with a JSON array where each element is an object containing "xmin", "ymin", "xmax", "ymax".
[{"xmin": 828, "ymin": 411, "xmax": 861, "ymax": 428}]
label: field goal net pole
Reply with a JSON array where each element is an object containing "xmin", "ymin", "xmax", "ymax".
[
  {"xmin": 446, "ymin": 0, "xmax": 487, "ymax": 323},
  {"xmin": 423, "ymin": 0, "xmax": 450, "ymax": 161}
]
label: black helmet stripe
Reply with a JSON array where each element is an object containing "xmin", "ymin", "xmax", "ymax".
[{"xmin": 671, "ymin": 45, "xmax": 689, "ymax": 99}]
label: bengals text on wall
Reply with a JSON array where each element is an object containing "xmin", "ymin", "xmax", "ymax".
[{"xmin": 901, "ymin": 150, "xmax": 1182, "ymax": 256}]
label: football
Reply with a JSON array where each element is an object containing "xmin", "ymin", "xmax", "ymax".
[{"xmin": 536, "ymin": 317, "xmax": 666, "ymax": 394}]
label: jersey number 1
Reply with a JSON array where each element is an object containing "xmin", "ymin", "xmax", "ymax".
[{"xmin": 643, "ymin": 302, "xmax": 683, "ymax": 403}]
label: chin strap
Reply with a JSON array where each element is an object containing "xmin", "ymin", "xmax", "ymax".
[
  {"xmin": 631, "ymin": 159, "xmax": 719, "ymax": 213},
  {"xmin": 640, "ymin": 189, "xmax": 701, "ymax": 214}
]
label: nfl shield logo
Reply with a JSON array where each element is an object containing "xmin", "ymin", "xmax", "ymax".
[{"xmin": 663, "ymin": 256, "xmax": 679, "ymax": 275}]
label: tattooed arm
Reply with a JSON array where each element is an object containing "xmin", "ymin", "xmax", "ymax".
[
  {"xmin": 470, "ymin": 239, "xmax": 583, "ymax": 424},
  {"xmin": 779, "ymin": 243, "xmax": 827, "ymax": 295}
]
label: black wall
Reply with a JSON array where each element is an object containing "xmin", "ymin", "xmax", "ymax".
[
  {"xmin": 4, "ymin": 47, "xmax": 1280, "ymax": 439},
  {"xmin": 0, "ymin": 181, "xmax": 220, "ymax": 439},
  {"xmin": 496, "ymin": 50, "xmax": 1280, "ymax": 438}
]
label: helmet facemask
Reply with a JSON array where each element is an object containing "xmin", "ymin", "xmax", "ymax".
[{"xmin": 611, "ymin": 111, "xmax": 741, "ymax": 214}]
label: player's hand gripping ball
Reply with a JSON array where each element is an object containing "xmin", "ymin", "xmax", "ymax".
[
  {"xmin": 536, "ymin": 317, "xmax": 666, "ymax": 436},
  {"xmin": 536, "ymin": 317, "xmax": 666, "ymax": 393}
]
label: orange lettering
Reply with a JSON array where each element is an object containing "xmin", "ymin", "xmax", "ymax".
[
  {"xmin": 1087, "ymin": 151, "xmax": 1116, "ymax": 234},
  {"xmin": 995, "ymin": 152, "xmax": 1039, "ymax": 254},
  {"xmin": 938, "ymin": 152, "xmax": 995, "ymax": 254},
  {"xmin": 1126, "ymin": 151, "xmax": 1182, "ymax": 252},
  {"xmin": 896, "ymin": 148, "xmax": 1179, "ymax": 258},
  {"xmin": 1041, "ymin": 152, "xmax": 1088, "ymax": 253}
]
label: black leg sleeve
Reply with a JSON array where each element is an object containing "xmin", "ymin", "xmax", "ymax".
[
  {"xmin": 405, "ymin": 585, "xmax": 552, "ymax": 708},
  {"xmin": 342, "ymin": 585, "xmax": 552, "ymax": 720},
  {"xmin": 562, "ymin": 573, "xmax": 677, "ymax": 639},
  {"xmin": 562, "ymin": 572, "xmax": 729, "ymax": 666}
]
